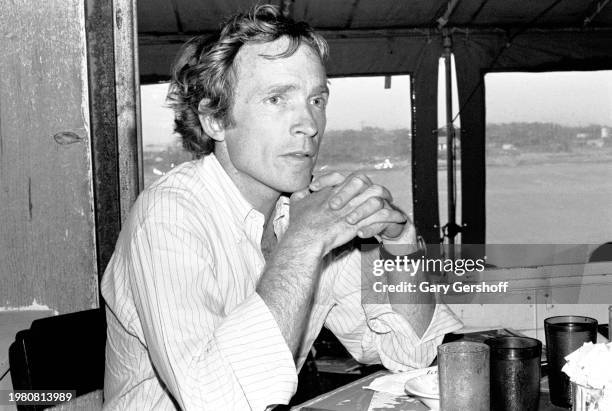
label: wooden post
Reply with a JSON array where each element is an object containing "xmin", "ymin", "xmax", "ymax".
[
  {"xmin": 114, "ymin": 0, "xmax": 143, "ymax": 222},
  {"xmin": 0, "ymin": 0, "xmax": 98, "ymax": 313},
  {"xmin": 86, "ymin": 0, "xmax": 122, "ymax": 276}
]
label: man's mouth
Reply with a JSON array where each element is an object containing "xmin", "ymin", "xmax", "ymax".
[{"xmin": 283, "ymin": 151, "xmax": 315, "ymax": 159}]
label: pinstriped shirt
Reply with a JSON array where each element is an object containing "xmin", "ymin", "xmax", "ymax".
[{"xmin": 101, "ymin": 154, "xmax": 462, "ymax": 410}]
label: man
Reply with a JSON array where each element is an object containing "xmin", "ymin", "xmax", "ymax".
[{"xmin": 101, "ymin": 5, "xmax": 461, "ymax": 410}]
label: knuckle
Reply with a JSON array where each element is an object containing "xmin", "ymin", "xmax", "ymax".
[
  {"xmin": 368, "ymin": 197, "xmax": 384, "ymax": 209},
  {"xmin": 363, "ymin": 224, "xmax": 380, "ymax": 237},
  {"xmin": 379, "ymin": 208, "xmax": 391, "ymax": 219},
  {"xmin": 331, "ymin": 193, "xmax": 344, "ymax": 203},
  {"xmin": 359, "ymin": 174, "xmax": 372, "ymax": 184},
  {"xmin": 393, "ymin": 212, "xmax": 406, "ymax": 223},
  {"xmin": 350, "ymin": 211, "xmax": 362, "ymax": 221},
  {"xmin": 370, "ymin": 185, "xmax": 385, "ymax": 196},
  {"xmin": 350, "ymin": 176, "xmax": 366, "ymax": 188},
  {"xmin": 350, "ymin": 172, "xmax": 371, "ymax": 184},
  {"xmin": 357, "ymin": 226, "xmax": 369, "ymax": 236}
]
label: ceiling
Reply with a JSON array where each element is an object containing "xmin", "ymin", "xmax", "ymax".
[
  {"xmin": 137, "ymin": 0, "xmax": 612, "ymax": 34},
  {"xmin": 137, "ymin": 0, "xmax": 612, "ymax": 83},
  {"xmin": 137, "ymin": 0, "xmax": 612, "ymax": 81}
]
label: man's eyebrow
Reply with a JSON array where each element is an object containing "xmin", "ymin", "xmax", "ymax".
[
  {"xmin": 316, "ymin": 84, "xmax": 330, "ymax": 95},
  {"xmin": 263, "ymin": 84, "xmax": 298, "ymax": 94},
  {"xmin": 261, "ymin": 83, "xmax": 330, "ymax": 95}
]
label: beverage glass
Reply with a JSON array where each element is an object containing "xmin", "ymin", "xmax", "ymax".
[
  {"xmin": 544, "ymin": 316, "xmax": 598, "ymax": 408},
  {"xmin": 486, "ymin": 336, "xmax": 542, "ymax": 411},
  {"xmin": 438, "ymin": 342, "xmax": 490, "ymax": 411}
]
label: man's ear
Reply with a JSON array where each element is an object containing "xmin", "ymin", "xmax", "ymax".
[{"xmin": 198, "ymin": 99, "xmax": 225, "ymax": 142}]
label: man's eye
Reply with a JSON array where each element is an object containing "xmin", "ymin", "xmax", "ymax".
[
  {"xmin": 267, "ymin": 95, "xmax": 282, "ymax": 104},
  {"xmin": 311, "ymin": 96, "xmax": 327, "ymax": 108}
]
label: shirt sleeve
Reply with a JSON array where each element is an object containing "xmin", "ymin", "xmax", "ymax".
[
  {"xmin": 125, "ymin": 213, "xmax": 297, "ymax": 410},
  {"xmin": 324, "ymin": 247, "xmax": 463, "ymax": 371}
]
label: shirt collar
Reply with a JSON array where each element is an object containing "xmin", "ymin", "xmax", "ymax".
[
  {"xmin": 200, "ymin": 154, "xmax": 291, "ymax": 236},
  {"xmin": 273, "ymin": 195, "xmax": 290, "ymax": 238},
  {"xmin": 201, "ymin": 154, "xmax": 253, "ymax": 224}
]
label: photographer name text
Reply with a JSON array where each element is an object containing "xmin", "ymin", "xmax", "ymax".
[{"xmin": 372, "ymin": 281, "xmax": 510, "ymax": 294}]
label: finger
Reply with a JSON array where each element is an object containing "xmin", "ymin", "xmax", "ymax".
[
  {"xmin": 309, "ymin": 172, "xmax": 345, "ymax": 191},
  {"xmin": 360, "ymin": 206, "xmax": 406, "ymax": 227},
  {"xmin": 290, "ymin": 188, "xmax": 310, "ymax": 202},
  {"xmin": 343, "ymin": 186, "xmax": 394, "ymax": 224},
  {"xmin": 379, "ymin": 222, "xmax": 405, "ymax": 239},
  {"xmin": 381, "ymin": 219, "xmax": 417, "ymax": 242},
  {"xmin": 328, "ymin": 173, "xmax": 373, "ymax": 209},
  {"xmin": 354, "ymin": 209, "xmax": 407, "ymax": 238},
  {"xmin": 357, "ymin": 223, "xmax": 388, "ymax": 239}
]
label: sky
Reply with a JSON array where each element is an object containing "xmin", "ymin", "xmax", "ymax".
[
  {"xmin": 141, "ymin": 68, "xmax": 612, "ymax": 146},
  {"xmin": 486, "ymin": 70, "xmax": 612, "ymax": 126}
]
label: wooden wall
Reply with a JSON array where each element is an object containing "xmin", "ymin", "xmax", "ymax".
[
  {"xmin": 0, "ymin": 1, "xmax": 98, "ymax": 313},
  {"xmin": 447, "ymin": 262, "xmax": 612, "ymax": 340}
]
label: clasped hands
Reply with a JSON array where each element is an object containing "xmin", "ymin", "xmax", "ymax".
[{"xmin": 287, "ymin": 172, "xmax": 417, "ymax": 256}]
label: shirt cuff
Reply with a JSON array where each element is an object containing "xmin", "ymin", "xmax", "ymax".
[{"xmin": 213, "ymin": 293, "xmax": 298, "ymax": 409}]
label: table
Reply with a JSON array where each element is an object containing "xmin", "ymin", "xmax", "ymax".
[{"xmin": 291, "ymin": 371, "xmax": 568, "ymax": 411}]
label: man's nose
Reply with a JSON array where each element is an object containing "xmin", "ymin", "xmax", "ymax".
[{"xmin": 290, "ymin": 103, "xmax": 318, "ymax": 138}]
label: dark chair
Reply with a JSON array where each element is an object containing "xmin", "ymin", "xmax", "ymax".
[{"xmin": 9, "ymin": 308, "xmax": 107, "ymax": 411}]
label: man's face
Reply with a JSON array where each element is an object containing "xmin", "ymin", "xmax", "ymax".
[{"xmin": 218, "ymin": 37, "xmax": 328, "ymax": 197}]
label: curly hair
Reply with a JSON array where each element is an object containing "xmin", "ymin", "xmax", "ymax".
[{"xmin": 166, "ymin": 4, "xmax": 329, "ymax": 158}]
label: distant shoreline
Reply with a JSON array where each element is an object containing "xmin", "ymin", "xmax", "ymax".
[{"xmin": 312, "ymin": 150, "xmax": 612, "ymax": 173}]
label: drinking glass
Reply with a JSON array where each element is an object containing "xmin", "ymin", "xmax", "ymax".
[
  {"xmin": 544, "ymin": 316, "xmax": 598, "ymax": 408},
  {"xmin": 486, "ymin": 336, "xmax": 542, "ymax": 411},
  {"xmin": 438, "ymin": 341, "xmax": 490, "ymax": 411}
]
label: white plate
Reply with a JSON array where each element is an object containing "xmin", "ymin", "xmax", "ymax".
[
  {"xmin": 404, "ymin": 370, "xmax": 440, "ymax": 411},
  {"xmin": 404, "ymin": 368, "xmax": 439, "ymax": 399},
  {"xmin": 418, "ymin": 397, "xmax": 440, "ymax": 411}
]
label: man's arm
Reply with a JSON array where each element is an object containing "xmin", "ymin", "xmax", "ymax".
[
  {"xmin": 325, "ymin": 245, "xmax": 462, "ymax": 370},
  {"xmin": 310, "ymin": 172, "xmax": 462, "ymax": 369},
  {"xmin": 256, "ymin": 235, "xmax": 324, "ymax": 357},
  {"xmin": 379, "ymin": 225, "xmax": 435, "ymax": 337},
  {"xmin": 310, "ymin": 172, "xmax": 436, "ymax": 337},
  {"xmin": 121, "ymin": 216, "xmax": 298, "ymax": 410},
  {"xmin": 257, "ymin": 185, "xmax": 407, "ymax": 357}
]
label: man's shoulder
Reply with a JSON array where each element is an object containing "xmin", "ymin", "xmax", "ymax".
[{"xmin": 131, "ymin": 159, "xmax": 216, "ymax": 226}]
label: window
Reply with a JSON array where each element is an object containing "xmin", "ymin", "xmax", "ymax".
[
  {"xmin": 140, "ymin": 83, "xmax": 191, "ymax": 188},
  {"xmin": 141, "ymin": 77, "xmax": 414, "ymax": 219},
  {"xmin": 315, "ymin": 75, "xmax": 413, "ymax": 217},
  {"xmin": 485, "ymin": 71, "xmax": 612, "ymax": 266}
]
